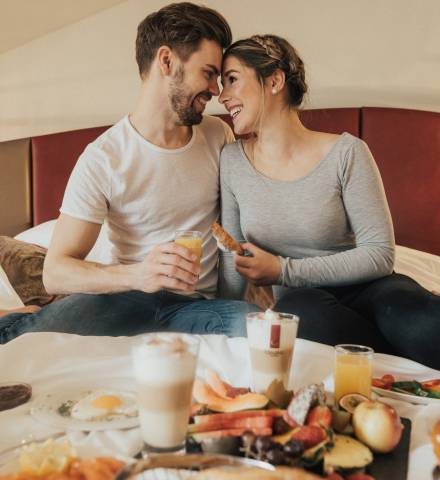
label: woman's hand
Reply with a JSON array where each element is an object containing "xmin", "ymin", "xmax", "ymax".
[{"xmin": 234, "ymin": 242, "xmax": 281, "ymax": 286}]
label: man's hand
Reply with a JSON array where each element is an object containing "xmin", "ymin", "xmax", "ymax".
[
  {"xmin": 234, "ymin": 242, "xmax": 281, "ymax": 286},
  {"xmin": 131, "ymin": 242, "xmax": 200, "ymax": 293}
]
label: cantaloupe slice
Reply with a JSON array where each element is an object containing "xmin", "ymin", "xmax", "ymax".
[
  {"xmin": 204, "ymin": 369, "xmax": 249, "ymax": 399},
  {"xmin": 193, "ymin": 380, "xmax": 268, "ymax": 413}
]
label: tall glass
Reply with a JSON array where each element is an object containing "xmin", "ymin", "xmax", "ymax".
[
  {"xmin": 334, "ymin": 344, "xmax": 373, "ymax": 404},
  {"xmin": 131, "ymin": 333, "xmax": 199, "ymax": 454},
  {"xmin": 174, "ymin": 230, "xmax": 202, "ymax": 264},
  {"xmin": 247, "ymin": 310, "xmax": 299, "ymax": 394}
]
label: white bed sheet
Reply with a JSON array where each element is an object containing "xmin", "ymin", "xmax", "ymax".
[{"xmin": 0, "ymin": 332, "xmax": 438, "ymax": 479}]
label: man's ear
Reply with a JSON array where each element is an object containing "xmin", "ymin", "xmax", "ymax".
[
  {"xmin": 269, "ymin": 68, "xmax": 286, "ymax": 95},
  {"xmin": 157, "ymin": 46, "xmax": 173, "ymax": 76}
]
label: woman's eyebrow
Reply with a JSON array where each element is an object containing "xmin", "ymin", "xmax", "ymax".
[{"xmin": 222, "ymin": 69, "xmax": 239, "ymax": 77}]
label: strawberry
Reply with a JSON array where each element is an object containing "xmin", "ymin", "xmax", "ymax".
[
  {"xmin": 291, "ymin": 425, "xmax": 326, "ymax": 449},
  {"xmin": 306, "ymin": 405, "xmax": 332, "ymax": 428}
]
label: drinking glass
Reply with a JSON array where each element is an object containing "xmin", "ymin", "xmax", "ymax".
[
  {"xmin": 246, "ymin": 311, "xmax": 299, "ymax": 394},
  {"xmin": 174, "ymin": 230, "xmax": 202, "ymax": 263},
  {"xmin": 334, "ymin": 344, "xmax": 374, "ymax": 405},
  {"xmin": 131, "ymin": 333, "xmax": 200, "ymax": 454}
]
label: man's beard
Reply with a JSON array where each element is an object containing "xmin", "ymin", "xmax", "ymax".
[{"xmin": 169, "ymin": 66, "xmax": 211, "ymax": 126}]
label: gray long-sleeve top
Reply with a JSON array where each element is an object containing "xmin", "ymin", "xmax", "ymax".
[{"xmin": 218, "ymin": 133, "xmax": 395, "ymax": 301}]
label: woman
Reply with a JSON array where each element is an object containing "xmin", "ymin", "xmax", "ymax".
[{"xmin": 218, "ymin": 34, "xmax": 439, "ymax": 369}]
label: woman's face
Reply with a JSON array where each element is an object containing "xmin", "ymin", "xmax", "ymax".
[{"xmin": 219, "ymin": 56, "xmax": 264, "ymax": 135}]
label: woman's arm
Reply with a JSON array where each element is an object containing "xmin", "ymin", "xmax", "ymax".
[
  {"xmin": 279, "ymin": 139, "xmax": 395, "ymax": 287},
  {"xmin": 217, "ymin": 155, "xmax": 248, "ymax": 299}
]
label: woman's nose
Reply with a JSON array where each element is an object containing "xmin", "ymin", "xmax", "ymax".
[{"xmin": 218, "ymin": 87, "xmax": 227, "ymax": 104}]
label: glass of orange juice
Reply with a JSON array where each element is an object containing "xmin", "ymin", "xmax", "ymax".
[
  {"xmin": 174, "ymin": 230, "xmax": 202, "ymax": 264},
  {"xmin": 334, "ymin": 344, "xmax": 373, "ymax": 405}
]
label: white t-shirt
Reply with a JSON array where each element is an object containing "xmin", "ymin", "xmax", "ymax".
[{"xmin": 60, "ymin": 114, "xmax": 234, "ymax": 298}]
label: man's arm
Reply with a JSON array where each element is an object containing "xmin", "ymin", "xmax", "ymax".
[{"xmin": 43, "ymin": 214, "xmax": 199, "ymax": 295}]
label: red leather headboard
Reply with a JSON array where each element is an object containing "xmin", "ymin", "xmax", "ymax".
[
  {"xmin": 32, "ymin": 126, "xmax": 110, "ymax": 225},
  {"xmin": 299, "ymin": 108, "xmax": 360, "ymax": 136},
  {"xmin": 219, "ymin": 107, "xmax": 361, "ymax": 137},
  {"xmin": 362, "ymin": 107, "xmax": 440, "ymax": 256}
]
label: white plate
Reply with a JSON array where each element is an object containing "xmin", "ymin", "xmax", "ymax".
[
  {"xmin": 0, "ymin": 436, "xmax": 133, "ymax": 474},
  {"xmin": 372, "ymin": 386, "xmax": 440, "ymax": 405},
  {"xmin": 30, "ymin": 379, "xmax": 139, "ymax": 431}
]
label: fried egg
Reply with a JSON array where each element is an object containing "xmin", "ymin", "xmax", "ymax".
[{"xmin": 70, "ymin": 390, "xmax": 137, "ymax": 421}]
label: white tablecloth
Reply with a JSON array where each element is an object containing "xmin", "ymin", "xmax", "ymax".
[{"xmin": 0, "ymin": 332, "xmax": 438, "ymax": 479}]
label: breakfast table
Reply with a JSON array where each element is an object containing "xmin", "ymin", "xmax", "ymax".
[{"xmin": 0, "ymin": 332, "xmax": 438, "ymax": 479}]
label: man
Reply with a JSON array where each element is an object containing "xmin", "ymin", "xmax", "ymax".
[{"xmin": 0, "ymin": 3, "xmax": 255, "ymax": 343}]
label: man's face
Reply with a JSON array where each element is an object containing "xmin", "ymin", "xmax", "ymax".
[{"xmin": 169, "ymin": 39, "xmax": 222, "ymax": 126}]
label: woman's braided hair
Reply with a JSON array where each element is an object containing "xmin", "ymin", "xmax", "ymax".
[{"xmin": 224, "ymin": 34, "xmax": 307, "ymax": 108}]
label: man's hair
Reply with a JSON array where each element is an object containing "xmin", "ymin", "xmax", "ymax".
[{"xmin": 136, "ymin": 2, "xmax": 232, "ymax": 78}]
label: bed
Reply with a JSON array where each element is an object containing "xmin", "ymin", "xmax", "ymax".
[{"xmin": 0, "ymin": 106, "xmax": 439, "ymax": 311}]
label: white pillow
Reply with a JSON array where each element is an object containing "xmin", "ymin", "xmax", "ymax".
[
  {"xmin": 0, "ymin": 265, "xmax": 24, "ymax": 309},
  {"xmin": 395, "ymin": 245, "xmax": 440, "ymax": 292},
  {"xmin": 14, "ymin": 219, "xmax": 113, "ymax": 265}
]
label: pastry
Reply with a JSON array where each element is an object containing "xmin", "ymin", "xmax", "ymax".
[{"xmin": 211, "ymin": 223, "xmax": 244, "ymax": 255}]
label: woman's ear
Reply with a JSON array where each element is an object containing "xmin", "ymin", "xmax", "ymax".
[
  {"xmin": 270, "ymin": 68, "xmax": 286, "ymax": 95},
  {"xmin": 157, "ymin": 46, "xmax": 173, "ymax": 76}
]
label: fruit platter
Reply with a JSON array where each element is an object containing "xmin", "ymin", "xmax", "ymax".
[{"xmin": 186, "ymin": 369, "xmax": 410, "ymax": 480}]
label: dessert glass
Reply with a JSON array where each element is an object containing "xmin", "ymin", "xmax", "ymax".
[{"xmin": 246, "ymin": 310, "xmax": 299, "ymax": 394}]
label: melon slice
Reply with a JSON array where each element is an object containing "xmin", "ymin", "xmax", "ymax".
[
  {"xmin": 188, "ymin": 415, "xmax": 273, "ymax": 433},
  {"xmin": 193, "ymin": 409, "xmax": 284, "ymax": 425},
  {"xmin": 204, "ymin": 369, "xmax": 249, "ymax": 399},
  {"xmin": 193, "ymin": 379, "xmax": 268, "ymax": 413}
]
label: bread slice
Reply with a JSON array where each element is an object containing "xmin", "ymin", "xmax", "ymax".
[{"xmin": 211, "ymin": 223, "xmax": 244, "ymax": 255}]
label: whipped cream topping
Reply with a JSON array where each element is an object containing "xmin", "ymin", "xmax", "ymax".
[
  {"xmin": 263, "ymin": 308, "xmax": 279, "ymax": 323},
  {"xmin": 142, "ymin": 334, "xmax": 188, "ymax": 356}
]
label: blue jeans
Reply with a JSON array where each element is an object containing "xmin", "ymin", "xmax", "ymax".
[{"xmin": 0, "ymin": 290, "xmax": 259, "ymax": 343}]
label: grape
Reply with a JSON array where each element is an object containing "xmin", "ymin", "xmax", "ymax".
[
  {"xmin": 255, "ymin": 436, "xmax": 273, "ymax": 453},
  {"xmin": 241, "ymin": 431, "xmax": 256, "ymax": 449},
  {"xmin": 283, "ymin": 439, "xmax": 304, "ymax": 458},
  {"xmin": 272, "ymin": 417, "xmax": 291, "ymax": 435},
  {"xmin": 265, "ymin": 448, "xmax": 286, "ymax": 465}
]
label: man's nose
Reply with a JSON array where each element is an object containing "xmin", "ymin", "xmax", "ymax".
[{"xmin": 210, "ymin": 78, "xmax": 220, "ymax": 97}]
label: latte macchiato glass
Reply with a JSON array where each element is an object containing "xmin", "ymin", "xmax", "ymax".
[
  {"xmin": 246, "ymin": 310, "xmax": 299, "ymax": 394},
  {"xmin": 131, "ymin": 333, "xmax": 199, "ymax": 454}
]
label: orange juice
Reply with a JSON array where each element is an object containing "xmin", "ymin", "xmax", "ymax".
[
  {"xmin": 175, "ymin": 237, "xmax": 202, "ymax": 262},
  {"xmin": 174, "ymin": 230, "xmax": 202, "ymax": 263},
  {"xmin": 334, "ymin": 344, "xmax": 373, "ymax": 404}
]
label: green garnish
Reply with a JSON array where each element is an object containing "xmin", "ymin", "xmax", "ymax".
[{"xmin": 57, "ymin": 400, "xmax": 74, "ymax": 417}]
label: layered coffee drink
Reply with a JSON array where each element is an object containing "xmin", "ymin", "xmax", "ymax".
[
  {"xmin": 131, "ymin": 333, "xmax": 199, "ymax": 452},
  {"xmin": 247, "ymin": 310, "xmax": 299, "ymax": 394}
]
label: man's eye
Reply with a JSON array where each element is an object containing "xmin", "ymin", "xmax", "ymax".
[{"xmin": 205, "ymin": 71, "xmax": 214, "ymax": 80}]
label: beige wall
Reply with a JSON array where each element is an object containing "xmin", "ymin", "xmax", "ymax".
[{"xmin": 0, "ymin": 0, "xmax": 439, "ymax": 142}]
